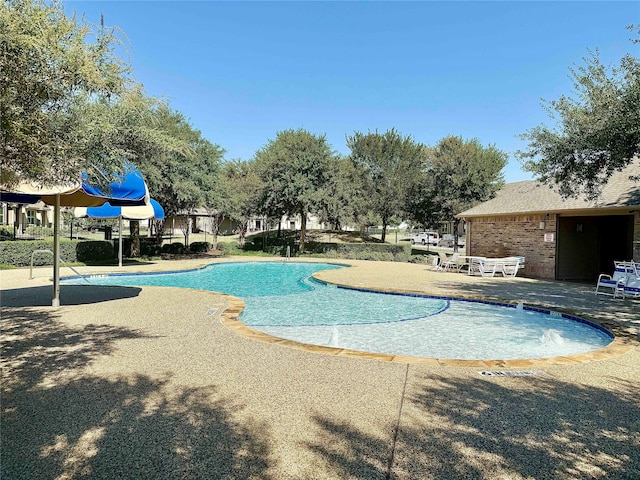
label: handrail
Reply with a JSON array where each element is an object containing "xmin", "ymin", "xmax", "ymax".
[{"xmin": 30, "ymin": 249, "xmax": 92, "ymax": 284}]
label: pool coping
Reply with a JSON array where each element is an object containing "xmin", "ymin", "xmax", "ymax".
[
  {"xmin": 218, "ymin": 273, "xmax": 636, "ymax": 368},
  {"xmin": 62, "ymin": 259, "xmax": 636, "ymax": 367}
]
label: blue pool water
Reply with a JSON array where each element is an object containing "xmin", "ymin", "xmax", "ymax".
[{"xmin": 64, "ymin": 262, "xmax": 613, "ymax": 360}]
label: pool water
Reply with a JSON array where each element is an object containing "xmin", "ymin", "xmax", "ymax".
[{"xmin": 64, "ymin": 262, "xmax": 613, "ymax": 360}]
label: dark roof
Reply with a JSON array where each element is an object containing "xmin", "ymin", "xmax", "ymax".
[{"xmin": 458, "ymin": 160, "xmax": 640, "ymax": 217}]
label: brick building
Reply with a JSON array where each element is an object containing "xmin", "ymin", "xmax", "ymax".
[{"xmin": 458, "ymin": 161, "xmax": 640, "ymax": 281}]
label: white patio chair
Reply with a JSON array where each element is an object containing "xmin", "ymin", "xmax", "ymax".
[
  {"xmin": 501, "ymin": 257, "xmax": 521, "ymax": 277},
  {"xmin": 437, "ymin": 251, "xmax": 450, "ymax": 271},
  {"xmin": 424, "ymin": 254, "xmax": 440, "ymax": 271},
  {"xmin": 469, "ymin": 257, "xmax": 496, "ymax": 277},
  {"xmin": 596, "ymin": 260, "xmax": 637, "ymax": 297},
  {"xmin": 441, "ymin": 252, "xmax": 461, "ymax": 272}
]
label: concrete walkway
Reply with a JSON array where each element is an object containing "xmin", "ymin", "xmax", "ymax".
[{"xmin": 2, "ymin": 257, "xmax": 639, "ymax": 479}]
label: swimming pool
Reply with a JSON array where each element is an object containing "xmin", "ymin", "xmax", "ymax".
[{"xmin": 64, "ymin": 262, "xmax": 614, "ymax": 360}]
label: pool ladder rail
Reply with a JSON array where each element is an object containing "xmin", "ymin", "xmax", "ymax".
[{"xmin": 29, "ymin": 249, "xmax": 92, "ymax": 284}]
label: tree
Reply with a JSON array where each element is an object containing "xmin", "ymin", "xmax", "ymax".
[
  {"xmin": 1, "ymin": 0, "xmax": 129, "ymax": 186},
  {"xmin": 346, "ymin": 128, "xmax": 426, "ymax": 242},
  {"xmin": 254, "ymin": 129, "xmax": 337, "ymax": 252},
  {"xmin": 134, "ymin": 106, "xmax": 224, "ymax": 252},
  {"xmin": 224, "ymin": 160, "xmax": 262, "ymax": 248},
  {"xmin": 407, "ymin": 136, "xmax": 506, "ymax": 250},
  {"xmin": 316, "ymin": 156, "xmax": 365, "ymax": 231},
  {"xmin": 518, "ymin": 26, "xmax": 640, "ymax": 199}
]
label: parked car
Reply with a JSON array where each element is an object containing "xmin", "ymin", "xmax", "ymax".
[
  {"xmin": 410, "ymin": 231, "xmax": 440, "ymax": 246},
  {"xmin": 439, "ymin": 234, "xmax": 465, "ymax": 248}
]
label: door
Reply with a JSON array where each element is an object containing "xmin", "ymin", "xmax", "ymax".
[{"xmin": 557, "ymin": 215, "xmax": 633, "ymax": 281}]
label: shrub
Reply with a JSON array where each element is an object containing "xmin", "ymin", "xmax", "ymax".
[
  {"xmin": 76, "ymin": 241, "xmax": 114, "ymax": 262},
  {"xmin": 0, "ymin": 226, "xmax": 15, "ymax": 239},
  {"xmin": 317, "ymin": 243, "xmax": 411, "ymax": 262},
  {"xmin": 216, "ymin": 241, "xmax": 238, "ymax": 252},
  {"xmin": 168, "ymin": 242, "xmax": 185, "ymax": 254},
  {"xmin": 189, "ymin": 241, "xmax": 211, "ymax": 253},
  {"xmin": 0, "ymin": 239, "xmax": 97, "ymax": 266}
]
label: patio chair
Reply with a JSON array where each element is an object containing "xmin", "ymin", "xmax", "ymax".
[
  {"xmin": 469, "ymin": 257, "xmax": 496, "ymax": 277},
  {"xmin": 613, "ymin": 274, "xmax": 640, "ymax": 299},
  {"xmin": 424, "ymin": 254, "xmax": 440, "ymax": 271},
  {"xmin": 441, "ymin": 252, "xmax": 461, "ymax": 272},
  {"xmin": 595, "ymin": 260, "xmax": 638, "ymax": 297},
  {"xmin": 501, "ymin": 257, "xmax": 521, "ymax": 277},
  {"xmin": 437, "ymin": 251, "xmax": 449, "ymax": 271}
]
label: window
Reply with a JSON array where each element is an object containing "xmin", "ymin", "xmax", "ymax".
[
  {"xmin": 27, "ymin": 210, "xmax": 37, "ymax": 225},
  {"xmin": 0, "ymin": 205, "xmax": 4, "ymax": 225}
]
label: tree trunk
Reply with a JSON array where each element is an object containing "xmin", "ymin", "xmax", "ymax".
[
  {"xmin": 130, "ymin": 220, "xmax": 140, "ymax": 257},
  {"xmin": 299, "ymin": 210, "xmax": 307, "ymax": 252},
  {"xmin": 453, "ymin": 218, "xmax": 461, "ymax": 253},
  {"xmin": 182, "ymin": 217, "xmax": 192, "ymax": 246},
  {"xmin": 381, "ymin": 223, "xmax": 387, "ymax": 243},
  {"xmin": 237, "ymin": 220, "xmax": 248, "ymax": 248}
]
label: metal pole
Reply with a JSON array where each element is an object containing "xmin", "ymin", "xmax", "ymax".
[
  {"xmin": 52, "ymin": 194, "xmax": 60, "ymax": 307},
  {"xmin": 118, "ymin": 215, "xmax": 123, "ymax": 267}
]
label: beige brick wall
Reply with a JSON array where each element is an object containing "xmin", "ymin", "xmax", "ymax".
[{"xmin": 466, "ymin": 214, "xmax": 557, "ymax": 279}]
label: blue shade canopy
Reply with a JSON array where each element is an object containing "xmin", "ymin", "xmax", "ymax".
[
  {"xmin": 0, "ymin": 166, "xmax": 148, "ymax": 207},
  {"xmin": 75, "ymin": 198, "xmax": 164, "ymax": 220}
]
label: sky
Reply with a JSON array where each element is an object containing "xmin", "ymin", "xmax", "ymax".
[{"xmin": 65, "ymin": 1, "xmax": 639, "ymax": 183}]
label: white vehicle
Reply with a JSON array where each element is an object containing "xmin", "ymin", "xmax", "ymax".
[{"xmin": 410, "ymin": 231, "xmax": 440, "ymax": 246}]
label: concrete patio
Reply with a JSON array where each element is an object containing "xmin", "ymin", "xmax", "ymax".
[{"xmin": 2, "ymin": 257, "xmax": 638, "ymax": 479}]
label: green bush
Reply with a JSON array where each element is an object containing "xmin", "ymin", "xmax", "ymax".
[
  {"xmin": 167, "ymin": 242, "xmax": 185, "ymax": 254},
  {"xmin": 0, "ymin": 239, "xmax": 78, "ymax": 266},
  {"xmin": 1, "ymin": 226, "xmax": 15, "ymax": 239},
  {"xmin": 315, "ymin": 243, "xmax": 411, "ymax": 262},
  {"xmin": 189, "ymin": 241, "xmax": 211, "ymax": 253},
  {"xmin": 76, "ymin": 241, "xmax": 114, "ymax": 262},
  {"xmin": 216, "ymin": 241, "xmax": 238, "ymax": 252}
]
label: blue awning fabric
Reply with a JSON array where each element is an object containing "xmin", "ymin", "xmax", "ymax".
[
  {"xmin": 0, "ymin": 166, "xmax": 148, "ymax": 207},
  {"xmin": 75, "ymin": 198, "xmax": 164, "ymax": 220}
]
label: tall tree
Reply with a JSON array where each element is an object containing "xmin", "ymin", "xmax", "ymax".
[
  {"xmin": 134, "ymin": 106, "xmax": 224, "ymax": 252},
  {"xmin": 407, "ymin": 136, "xmax": 506, "ymax": 249},
  {"xmin": 317, "ymin": 156, "xmax": 366, "ymax": 231},
  {"xmin": 254, "ymin": 129, "xmax": 336, "ymax": 252},
  {"xmin": 518, "ymin": 26, "xmax": 640, "ymax": 199},
  {"xmin": 346, "ymin": 128, "xmax": 426, "ymax": 242},
  {"xmin": 224, "ymin": 160, "xmax": 262, "ymax": 248},
  {"xmin": 1, "ymin": 0, "xmax": 129, "ymax": 186}
]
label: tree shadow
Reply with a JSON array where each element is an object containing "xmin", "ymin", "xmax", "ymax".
[
  {"xmin": 393, "ymin": 374, "xmax": 640, "ymax": 479},
  {"xmin": 305, "ymin": 416, "xmax": 392, "ymax": 480},
  {"xmin": 1, "ymin": 284, "xmax": 143, "ymax": 307},
  {"xmin": 1, "ymin": 308, "xmax": 274, "ymax": 479},
  {"xmin": 308, "ymin": 373, "xmax": 640, "ymax": 479}
]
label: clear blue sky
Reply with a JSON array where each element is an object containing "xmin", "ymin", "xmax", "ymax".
[{"xmin": 66, "ymin": 1, "xmax": 638, "ymax": 183}]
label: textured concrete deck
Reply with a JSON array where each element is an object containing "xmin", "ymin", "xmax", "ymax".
[{"xmin": 2, "ymin": 257, "xmax": 639, "ymax": 479}]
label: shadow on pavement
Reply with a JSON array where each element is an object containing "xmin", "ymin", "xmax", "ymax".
[{"xmin": 1, "ymin": 284, "xmax": 143, "ymax": 307}]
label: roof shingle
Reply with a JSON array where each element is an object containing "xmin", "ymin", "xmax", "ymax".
[{"xmin": 458, "ymin": 160, "xmax": 640, "ymax": 217}]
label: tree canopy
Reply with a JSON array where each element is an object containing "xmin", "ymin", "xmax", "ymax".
[
  {"xmin": 223, "ymin": 160, "xmax": 263, "ymax": 247},
  {"xmin": 518, "ymin": 26, "xmax": 640, "ymax": 199},
  {"xmin": 407, "ymin": 136, "xmax": 506, "ymax": 244},
  {"xmin": 347, "ymin": 128, "xmax": 426, "ymax": 241},
  {"xmin": 254, "ymin": 129, "xmax": 337, "ymax": 251},
  {"xmin": 1, "ymin": 0, "xmax": 193, "ymax": 191},
  {"xmin": 1, "ymin": 0, "xmax": 130, "ymax": 186}
]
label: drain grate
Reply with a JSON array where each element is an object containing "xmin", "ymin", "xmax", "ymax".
[{"xmin": 479, "ymin": 370, "xmax": 545, "ymax": 377}]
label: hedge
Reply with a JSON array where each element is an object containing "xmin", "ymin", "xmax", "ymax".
[
  {"xmin": 76, "ymin": 241, "xmax": 114, "ymax": 262},
  {"xmin": 189, "ymin": 241, "xmax": 211, "ymax": 253},
  {"xmin": 257, "ymin": 242, "xmax": 412, "ymax": 262},
  {"xmin": 0, "ymin": 239, "xmax": 115, "ymax": 266}
]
